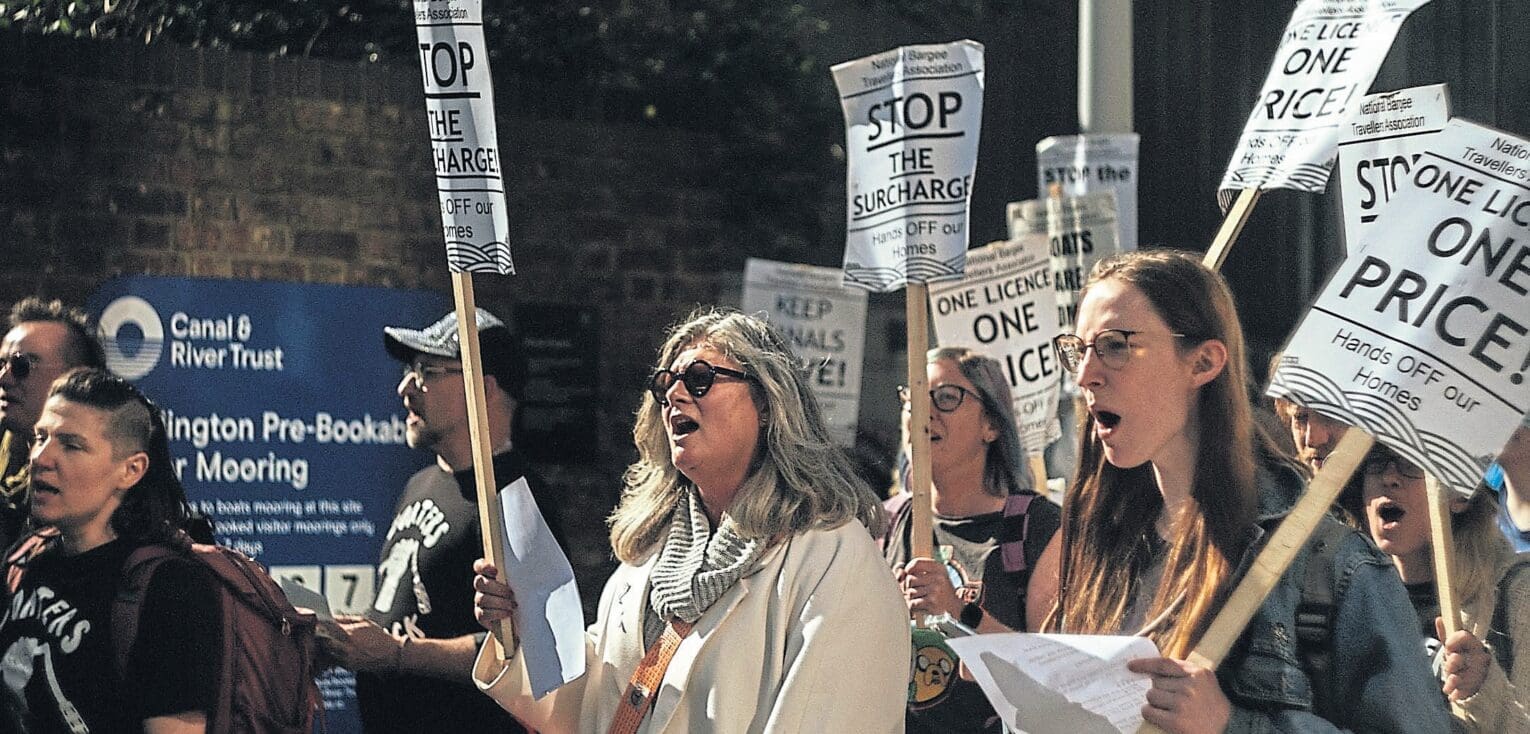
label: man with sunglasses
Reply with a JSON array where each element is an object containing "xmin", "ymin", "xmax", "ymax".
[
  {"xmin": 0, "ymin": 297, "xmax": 106, "ymax": 550},
  {"xmin": 318, "ymin": 308, "xmax": 565, "ymax": 734}
]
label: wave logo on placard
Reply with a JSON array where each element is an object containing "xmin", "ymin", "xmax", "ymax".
[
  {"xmin": 98, "ymin": 296, "xmax": 164, "ymax": 380},
  {"xmin": 1269, "ymin": 359, "xmax": 1488, "ymax": 492}
]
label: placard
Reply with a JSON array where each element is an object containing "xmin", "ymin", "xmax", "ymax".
[
  {"xmin": 929, "ymin": 237, "xmax": 1063, "ymax": 454},
  {"xmin": 414, "ymin": 0, "xmax": 513, "ymax": 273},
  {"xmin": 1219, "ymin": 0, "xmax": 1434, "ymax": 201},
  {"xmin": 832, "ymin": 40, "xmax": 985, "ymax": 292},
  {"xmin": 1270, "ymin": 118, "xmax": 1530, "ymax": 496},
  {"xmin": 742, "ymin": 259, "xmax": 868, "ymax": 445},
  {"xmin": 1036, "ymin": 134, "xmax": 1140, "ymax": 251}
]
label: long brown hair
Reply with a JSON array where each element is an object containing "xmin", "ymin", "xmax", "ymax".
[{"xmin": 1045, "ymin": 250, "xmax": 1261, "ymax": 658}]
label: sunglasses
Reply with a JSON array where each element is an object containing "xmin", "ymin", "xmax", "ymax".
[
  {"xmin": 1051, "ymin": 329, "xmax": 1192, "ymax": 373},
  {"xmin": 0, "ymin": 352, "xmax": 35, "ymax": 381},
  {"xmin": 648, "ymin": 360, "xmax": 755, "ymax": 406},
  {"xmin": 898, "ymin": 384, "xmax": 978, "ymax": 413},
  {"xmin": 400, "ymin": 361, "xmax": 465, "ymax": 391}
]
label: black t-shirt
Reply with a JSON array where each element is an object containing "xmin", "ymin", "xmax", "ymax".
[
  {"xmin": 884, "ymin": 492, "xmax": 1062, "ymax": 734},
  {"xmin": 358, "ymin": 450, "xmax": 565, "ymax": 734},
  {"xmin": 0, "ymin": 538, "xmax": 222, "ymax": 733}
]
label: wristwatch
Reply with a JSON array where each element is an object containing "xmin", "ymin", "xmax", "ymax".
[{"xmin": 959, "ymin": 601, "xmax": 984, "ymax": 628}]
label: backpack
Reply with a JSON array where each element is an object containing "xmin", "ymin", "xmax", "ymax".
[
  {"xmin": 881, "ymin": 491, "xmax": 1042, "ymax": 611},
  {"xmin": 6, "ymin": 528, "xmax": 322, "ymax": 734},
  {"xmin": 1488, "ymin": 555, "xmax": 1530, "ymax": 676}
]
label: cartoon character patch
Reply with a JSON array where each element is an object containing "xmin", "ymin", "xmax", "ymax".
[{"xmin": 909, "ymin": 627, "xmax": 957, "ymax": 707}]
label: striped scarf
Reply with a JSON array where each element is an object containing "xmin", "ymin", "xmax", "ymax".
[{"xmin": 644, "ymin": 487, "xmax": 766, "ymax": 649}]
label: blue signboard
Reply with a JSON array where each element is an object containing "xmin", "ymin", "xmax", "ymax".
[{"xmin": 88, "ymin": 276, "xmax": 451, "ymax": 733}]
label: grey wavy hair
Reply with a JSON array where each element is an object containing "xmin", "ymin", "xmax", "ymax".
[
  {"xmin": 895, "ymin": 346, "xmax": 1032, "ymax": 497},
  {"xmin": 608, "ymin": 307, "xmax": 886, "ymax": 563}
]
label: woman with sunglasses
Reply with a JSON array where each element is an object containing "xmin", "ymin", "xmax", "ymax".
[
  {"xmin": 1344, "ymin": 442, "xmax": 1530, "ymax": 731},
  {"xmin": 882, "ymin": 346, "xmax": 1060, "ymax": 733},
  {"xmin": 1043, "ymin": 250, "xmax": 1447, "ymax": 732},
  {"xmin": 469, "ymin": 308, "xmax": 907, "ymax": 733}
]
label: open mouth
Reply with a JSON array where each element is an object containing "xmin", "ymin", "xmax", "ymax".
[
  {"xmin": 669, "ymin": 415, "xmax": 700, "ymax": 437},
  {"xmin": 1378, "ymin": 502, "xmax": 1405, "ymax": 525},
  {"xmin": 30, "ymin": 479, "xmax": 59, "ymax": 495},
  {"xmin": 1094, "ymin": 410, "xmax": 1122, "ymax": 430}
]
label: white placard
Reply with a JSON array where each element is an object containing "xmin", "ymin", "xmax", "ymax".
[
  {"xmin": 1336, "ymin": 84, "xmax": 1452, "ymax": 254},
  {"xmin": 1218, "ymin": 0, "xmax": 1435, "ymax": 202},
  {"xmin": 741, "ymin": 258, "xmax": 869, "ymax": 446},
  {"xmin": 1270, "ymin": 118, "xmax": 1530, "ymax": 497},
  {"xmin": 1036, "ymin": 134, "xmax": 1140, "ymax": 251},
  {"xmin": 414, "ymin": 0, "xmax": 514, "ymax": 273},
  {"xmin": 948, "ymin": 633, "xmax": 1159, "ymax": 734},
  {"xmin": 832, "ymin": 40, "xmax": 985, "ymax": 292},
  {"xmin": 929, "ymin": 238, "xmax": 1063, "ymax": 454},
  {"xmin": 1008, "ymin": 191, "xmax": 1120, "ymax": 338}
]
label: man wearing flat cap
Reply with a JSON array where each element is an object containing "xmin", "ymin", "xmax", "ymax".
[{"xmin": 321, "ymin": 307, "xmax": 565, "ymax": 734}]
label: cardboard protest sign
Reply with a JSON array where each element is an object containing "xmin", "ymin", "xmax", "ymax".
[
  {"xmin": 1336, "ymin": 85, "xmax": 1451, "ymax": 253},
  {"xmin": 742, "ymin": 259, "xmax": 869, "ymax": 446},
  {"xmin": 414, "ymin": 0, "xmax": 513, "ymax": 273},
  {"xmin": 1269, "ymin": 118, "xmax": 1530, "ymax": 497},
  {"xmin": 1219, "ymin": 0, "xmax": 1434, "ymax": 203},
  {"xmin": 832, "ymin": 40, "xmax": 985, "ymax": 292},
  {"xmin": 1036, "ymin": 134, "xmax": 1140, "ymax": 251},
  {"xmin": 1007, "ymin": 191, "xmax": 1120, "ymax": 338},
  {"xmin": 929, "ymin": 238, "xmax": 1063, "ymax": 455}
]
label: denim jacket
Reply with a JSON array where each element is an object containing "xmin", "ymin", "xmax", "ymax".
[{"xmin": 1218, "ymin": 463, "xmax": 1452, "ymax": 733}]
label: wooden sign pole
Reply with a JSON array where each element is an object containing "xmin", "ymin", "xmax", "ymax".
[
  {"xmin": 1424, "ymin": 472, "xmax": 1467, "ymax": 719},
  {"xmin": 1028, "ymin": 455, "xmax": 1049, "ymax": 498},
  {"xmin": 1202, "ymin": 188, "xmax": 1262, "ymax": 271},
  {"xmin": 451, "ymin": 272, "xmax": 514, "ymax": 650},
  {"xmin": 907, "ymin": 283, "xmax": 935, "ymax": 560}
]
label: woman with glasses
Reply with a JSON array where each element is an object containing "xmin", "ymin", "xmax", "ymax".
[
  {"xmin": 1044, "ymin": 250, "xmax": 1447, "ymax": 732},
  {"xmin": 882, "ymin": 346, "xmax": 1060, "ymax": 733},
  {"xmin": 469, "ymin": 307, "xmax": 907, "ymax": 733},
  {"xmin": 1345, "ymin": 442, "xmax": 1530, "ymax": 730}
]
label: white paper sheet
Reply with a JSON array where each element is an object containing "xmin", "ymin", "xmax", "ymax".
[
  {"xmin": 947, "ymin": 632, "xmax": 1158, "ymax": 734},
  {"xmin": 497, "ymin": 476, "xmax": 585, "ymax": 698}
]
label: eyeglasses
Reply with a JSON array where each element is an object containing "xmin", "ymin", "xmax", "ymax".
[
  {"xmin": 1052, "ymin": 329, "xmax": 1192, "ymax": 373},
  {"xmin": 1362, "ymin": 455, "xmax": 1426, "ymax": 480},
  {"xmin": 648, "ymin": 360, "xmax": 755, "ymax": 406},
  {"xmin": 898, "ymin": 384, "xmax": 978, "ymax": 413},
  {"xmin": 0, "ymin": 352, "xmax": 35, "ymax": 381},
  {"xmin": 401, "ymin": 361, "xmax": 464, "ymax": 391}
]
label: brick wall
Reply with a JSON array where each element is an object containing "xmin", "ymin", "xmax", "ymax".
[{"xmin": 0, "ymin": 32, "xmax": 836, "ymax": 605}]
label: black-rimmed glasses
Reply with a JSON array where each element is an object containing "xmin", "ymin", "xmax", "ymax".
[
  {"xmin": 0, "ymin": 352, "xmax": 35, "ymax": 381},
  {"xmin": 898, "ymin": 383, "xmax": 978, "ymax": 413},
  {"xmin": 1052, "ymin": 329, "xmax": 1192, "ymax": 373},
  {"xmin": 648, "ymin": 360, "xmax": 755, "ymax": 406}
]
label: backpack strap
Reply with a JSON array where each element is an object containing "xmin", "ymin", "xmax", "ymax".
[
  {"xmin": 999, "ymin": 493, "xmax": 1036, "ymax": 574},
  {"xmin": 4, "ymin": 527, "xmax": 60, "ymax": 595},
  {"xmin": 110, "ymin": 543, "xmax": 184, "ymax": 676},
  {"xmin": 879, "ymin": 492, "xmax": 914, "ymax": 555},
  {"xmin": 1294, "ymin": 520, "xmax": 1345, "ymax": 709}
]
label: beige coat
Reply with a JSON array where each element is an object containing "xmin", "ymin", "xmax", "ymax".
[
  {"xmin": 1459, "ymin": 553, "xmax": 1530, "ymax": 733},
  {"xmin": 474, "ymin": 520, "xmax": 909, "ymax": 733}
]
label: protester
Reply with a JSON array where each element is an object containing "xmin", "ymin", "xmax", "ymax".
[
  {"xmin": 1345, "ymin": 442, "xmax": 1530, "ymax": 730},
  {"xmin": 472, "ymin": 307, "xmax": 906, "ymax": 732},
  {"xmin": 0, "ymin": 298, "xmax": 107, "ymax": 549},
  {"xmin": 0, "ymin": 368, "xmax": 220, "ymax": 732},
  {"xmin": 883, "ymin": 346, "xmax": 1060, "ymax": 732},
  {"xmin": 318, "ymin": 307, "xmax": 565, "ymax": 734},
  {"xmin": 1488, "ymin": 417, "xmax": 1530, "ymax": 552},
  {"xmin": 1044, "ymin": 250, "xmax": 1448, "ymax": 732}
]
